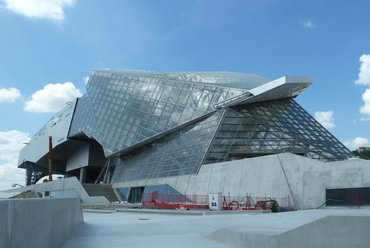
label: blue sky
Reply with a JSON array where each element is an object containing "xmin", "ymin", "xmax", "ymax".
[{"xmin": 0, "ymin": 0, "xmax": 369, "ymax": 190}]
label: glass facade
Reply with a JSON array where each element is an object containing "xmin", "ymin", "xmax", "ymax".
[
  {"xmin": 64, "ymin": 70, "xmax": 352, "ymax": 185},
  {"xmin": 116, "ymin": 184, "xmax": 183, "ymax": 203},
  {"xmin": 111, "ymin": 111, "xmax": 224, "ymax": 182},
  {"xmin": 69, "ymin": 95, "xmax": 98, "ymax": 138},
  {"xmin": 204, "ymin": 99, "xmax": 352, "ymax": 163},
  {"xmin": 69, "ymin": 70, "xmax": 245, "ymax": 155}
]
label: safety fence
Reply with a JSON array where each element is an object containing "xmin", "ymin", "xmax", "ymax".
[
  {"xmin": 142, "ymin": 193, "xmax": 209, "ymax": 209},
  {"xmin": 142, "ymin": 193, "xmax": 294, "ymax": 211},
  {"xmin": 222, "ymin": 195, "xmax": 276, "ymax": 210}
]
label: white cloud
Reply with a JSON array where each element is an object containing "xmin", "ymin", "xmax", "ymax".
[
  {"xmin": 24, "ymin": 82, "xmax": 82, "ymax": 113},
  {"xmin": 360, "ymin": 88, "xmax": 370, "ymax": 115},
  {"xmin": 300, "ymin": 20, "xmax": 315, "ymax": 29},
  {"xmin": 2, "ymin": 0, "xmax": 75, "ymax": 22},
  {"xmin": 344, "ymin": 137, "xmax": 369, "ymax": 150},
  {"xmin": 314, "ymin": 110, "xmax": 335, "ymax": 129},
  {"xmin": 0, "ymin": 130, "xmax": 30, "ymax": 191},
  {"xmin": 355, "ymin": 54, "xmax": 370, "ymax": 86},
  {"xmin": 0, "ymin": 87, "xmax": 21, "ymax": 103}
]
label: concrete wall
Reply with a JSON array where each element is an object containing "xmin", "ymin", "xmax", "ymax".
[
  {"xmin": 33, "ymin": 177, "xmax": 110, "ymax": 204},
  {"xmin": 3, "ymin": 177, "xmax": 109, "ymax": 205},
  {"xmin": 112, "ymin": 153, "xmax": 370, "ymax": 210},
  {"xmin": 0, "ymin": 198, "xmax": 83, "ymax": 248}
]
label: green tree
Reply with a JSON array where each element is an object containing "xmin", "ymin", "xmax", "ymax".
[{"xmin": 352, "ymin": 147, "xmax": 370, "ymax": 160}]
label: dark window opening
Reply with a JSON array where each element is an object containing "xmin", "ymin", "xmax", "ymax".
[
  {"xmin": 128, "ymin": 186, "xmax": 145, "ymax": 203},
  {"xmin": 326, "ymin": 187, "xmax": 370, "ymax": 206}
]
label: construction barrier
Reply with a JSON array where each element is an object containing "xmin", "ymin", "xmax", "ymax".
[
  {"xmin": 221, "ymin": 195, "xmax": 279, "ymax": 210},
  {"xmin": 142, "ymin": 193, "xmax": 293, "ymax": 211},
  {"xmin": 142, "ymin": 193, "xmax": 209, "ymax": 209}
]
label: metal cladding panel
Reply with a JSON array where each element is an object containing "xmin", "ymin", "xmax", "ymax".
[
  {"xmin": 66, "ymin": 144, "xmax": 89, "ymax": 172},
  {"xmin": 18, "ymin": 100, "xmax": 77, "ymax": 165},
  {"xmin": 247, "ymin": 76, "xmax": 311, "ymax": 103}
]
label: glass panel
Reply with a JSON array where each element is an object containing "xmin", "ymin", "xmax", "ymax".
[
  {"xmin": 71, "ymin": 70, "xmax": 245, "ymax": 156},
  {"xmin": 203, "ymin": 99, "xmax": 352, "ymax": 164},
  {"xmin": 111, "ymin": 111, "xmax": 223, "ymax": 183}
]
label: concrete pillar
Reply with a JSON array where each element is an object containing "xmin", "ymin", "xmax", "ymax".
[{"xmin": 79, "ymin": 167, "xmax": 86, "ymax": 183}]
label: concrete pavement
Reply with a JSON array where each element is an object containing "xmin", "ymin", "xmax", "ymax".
[{"xmin": 62, "ymin": 208, "xmax": 370, "ymax": 248}]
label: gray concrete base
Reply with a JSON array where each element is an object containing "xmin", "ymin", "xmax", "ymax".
[
  {"xmin": 113, "ymin": 153, "xmax": 370, "ymax": 210},
  {"xmin": 209, "ymin": 214, "xmax": 370, "ymax": 248},
  {"xmin": 0, "ymin": 198, "xmax": 83, "ymax": 248}
]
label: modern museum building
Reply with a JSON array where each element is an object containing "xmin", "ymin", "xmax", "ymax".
[{"xmin": 18, "ymin": 70, "xmax": 370, "ymax": 209}]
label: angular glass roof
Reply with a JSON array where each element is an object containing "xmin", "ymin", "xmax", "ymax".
[
  {"xmin": 162, "ymin": 71, "xmax": 270, "ymax": 90},
  {"xmin": 70, "ymin": 70, "xmax": 247, "ymax": 156},
  {"xmin": 93, "ymin": 70, "xmax": 269, "ymax": 90},
  {"xmin": 204, "ymin": 99, "xmax": 352, "ymax": 164}
]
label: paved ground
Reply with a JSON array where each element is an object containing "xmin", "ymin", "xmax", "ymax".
[{"xmin": 62, "ymin": 208, "xmax": 370, "ymax": 248}]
